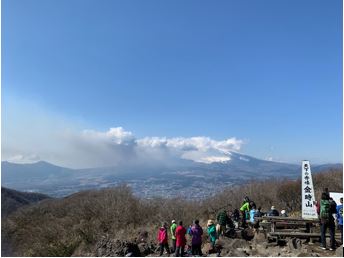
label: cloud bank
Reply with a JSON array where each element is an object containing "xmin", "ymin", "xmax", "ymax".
[
  {"xmin": 4, "ymin": 126, "xmax": 244, "ymax": 168},
  {"xmin": 2, "ymin": 93, "xmax": 244, "ymax": 168}
]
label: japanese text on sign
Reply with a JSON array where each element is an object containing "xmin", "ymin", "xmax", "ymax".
[{"xmin": 301, "ymin": 161, "xmax": 318, "ymax": 219}]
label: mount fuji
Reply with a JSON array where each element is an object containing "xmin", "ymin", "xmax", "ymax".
[{"xmin": 1, "ymin": 152, "xmax": 341, "ymax": 199}]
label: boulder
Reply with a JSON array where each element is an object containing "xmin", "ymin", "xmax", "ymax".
[
  {"xmin": 241, "ymin": 228, "xmax": 255, "ymax": 241},
  {"xmin": 288, "ymin": 238, "xmax": 302, "ymax": 250},
  {"xmin": 230, "ymin": 249, "xmax": 250, "ymax": 257},
  {"xmin": 253, "ymin": 231, "xmax": 266, "ymax": 244},
  {"xmin": 137, "ymin": 230, "xmax": 149, "ymax": 243},
  {"xmin": 95, "ymin": 237, "xmax": 141, "ymax": 257},
  {"xmin": 336, "ymin": 245, "xmax": 343, "ymax": 257},
  {"xmin": 296, "ymin": 253, "xmax": 313, "ymax": 257},
  {"xmin": 137, "ymin": 243, "xmax": 153, "ymax": 256},
  {"xmin": 230, "ymin": 239, "xmax": 250, "ymax": 249},
  {"xmin": 201, "ymin": 242, "xmax": 212, "ymax": 255}
]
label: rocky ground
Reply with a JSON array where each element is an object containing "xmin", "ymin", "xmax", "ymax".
[
  {"xmin": 216, "ymin": 236, "xmax": 342, "ymax": 257},
  {"xmin": 83, "ymin": 229, "xmax": 343, "ymax": 257}
]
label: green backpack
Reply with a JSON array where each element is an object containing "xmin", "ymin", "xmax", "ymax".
[{"xmin": 320, "ymin": 200, "xmax": 330, "ymax": 220}]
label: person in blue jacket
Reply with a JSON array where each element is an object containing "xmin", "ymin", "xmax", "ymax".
[
  {"xmin": 337, "ymin": 197, "xmax": 343, "ymax": 244},
  {"xmin": 249, "ymin": 205, "xmax": 256, "ymax": 223}
]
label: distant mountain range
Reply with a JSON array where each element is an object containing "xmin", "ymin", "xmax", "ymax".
[{"xmin": 1, "ymin": 152, "xmax": 342, "ymax": 199}]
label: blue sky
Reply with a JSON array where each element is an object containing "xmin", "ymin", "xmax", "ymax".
[{"xmin": 2, "ymin": 0, "xmax": 343, "ymax": 167}]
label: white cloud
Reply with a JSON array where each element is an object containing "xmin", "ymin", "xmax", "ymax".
[
  {"xmin": 6, "ymin": 154, "xmax": 41, "ymax": 164},
  {"xmin": 6, "ymin": 127, "xmax": 245, "ymax": 168},
  {"xmin": 83, "ymin": 128, "xmax": 244, "ymax": 166},
  {"xmin": 82, "ymin": 127, "xmax": 135, "ymax": 145},
  {"xmin": 195, "ymin": 156, "xmax": 231, "ymax": 164},
  {"xmin": 2, "ymin": 96, "xmax": 246, "ymax": 168},
  {"xmin": 137, "ymin": 136, "xmax": 243, "ymax": 153},
  {"xmin": 136, "ymin": 135, "xmax": 243, "ymax": 165},
  {"xmin": 4, "ymin": 122, "xmax": 245, "ymax": 168}
]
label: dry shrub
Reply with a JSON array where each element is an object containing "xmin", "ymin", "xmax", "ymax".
[
  {"xmin": 2, "ymin": 169, "xmax": 342, "ymax": 256},
  {"xmin": 276, "ymin": 179, "xmax": 301, "ymax": 212}
]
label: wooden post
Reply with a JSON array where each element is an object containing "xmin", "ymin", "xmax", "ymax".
[
  {"xmin": 271, "ymin": 221, "xmax": 276, "ymax": 233},
  {"xmin": 306, "ymin": 222, "xmax": 311, "ymax": 243}
]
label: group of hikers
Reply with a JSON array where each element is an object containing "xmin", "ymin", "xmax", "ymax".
[
  {"xmin": 158, "ymin": 218, "xmax": 223, "ymax": 257},
  {"xmin": 157, "ymin": 194, "xmax": 343, "ymax": 256},
  {"xmin": 158, "ymin": 220, "xmax": 206, "ymax": 257},
  {"xmin": 156, "ymin": 196, "xmax": 293, "ymax": 257}
]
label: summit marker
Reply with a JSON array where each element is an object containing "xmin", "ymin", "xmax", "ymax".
[{"xmin": 301, "ymin": 160, "xmax": 318, "ymax": 219}]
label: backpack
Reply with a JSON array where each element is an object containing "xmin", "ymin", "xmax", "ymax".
[
  {"xmin": 232, "ymin": 209, "xmax": 240, "ymax": 221},
  {"xmin": 320, "ymin": 200, "xmax": 330, "ymax": 220},
  {"xmin": 191, "ymin": 225, "xmax": 202, "ymax": 237},
  {"xmin": 158, "ymin": 228, "xmax": 167, "ymax": 243},
  {"xmin": 329, "ymin": 200, "xmax": 337, "ymax": 214}
]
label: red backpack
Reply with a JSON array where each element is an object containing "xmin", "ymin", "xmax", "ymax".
[{"xmin": 157, "ymin": 228, "xmax": 167, "ymax": 244}]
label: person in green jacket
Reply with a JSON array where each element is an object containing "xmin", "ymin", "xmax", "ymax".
[
  {"xmin": 216, "ymin": 209, "xmax": 229, "ymax": 236},
  {"xmin": 240, "ymin": 196, "xmax": 250, "ymax": 228},
  {"xmin": 207, "ymin": 220, "xmax": 217, "ymax": 249},
  {"xmin": 170, "ymin": 219, "xmax": 177, "ymax": 252},
  {"xmin": 207, "ymin": 220, "xmax": 221, "ymax": 256}
]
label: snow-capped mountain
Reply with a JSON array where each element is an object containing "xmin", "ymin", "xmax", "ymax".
[{"xmin": 1, "ymin": 153, "xmax": 342, "ymax": 199}]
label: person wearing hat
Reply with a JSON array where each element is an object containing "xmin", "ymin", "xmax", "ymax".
[
  {"xmin": 268, "ymin": 206, "xmax": 280, "ymax": 217},
  {"xmin": 170, "ymin": 219, "xmax": 177, "ymax": 253},
  {"xmin": 207, "ymin": 220, "xmax": 217, "ymax": 253},
  {"xmin": 281, "ymin": 210, "xmax": 288, "ymax": 217},
  {"xmin": 157, "ymin": 222, "xmax": 170, "ymax": 256}
]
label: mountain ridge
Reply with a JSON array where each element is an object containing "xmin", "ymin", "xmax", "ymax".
[
  {"xmin": 2, "ymin": 153, "xmax": 342, "ymax": 199},
  {"xmin": 1, "ymin": 187, "xmax": 51, "ymax": 217}
]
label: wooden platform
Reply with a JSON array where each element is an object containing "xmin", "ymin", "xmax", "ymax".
[
  {"xmin": 255, "ymin": 216, "xmax": 320, "ymax": 239},
  {"xmin": 255, "ymin": 216, "xmax": 319, "ymax": 223},
  {"xmin": 269, "ymin": 232, "xmax": 341, "ymax": 238},
  {"xmin": 269, "ymin": 232, "xmax": 320, "ymax": 238},
  {"xmin": 255, "ymin": 216, "xmax": 342, "ymax": 242}
]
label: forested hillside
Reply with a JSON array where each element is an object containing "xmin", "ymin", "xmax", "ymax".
[{"xmin": 1, "ymin": 187, "xmax": 50, "ymax": 217}]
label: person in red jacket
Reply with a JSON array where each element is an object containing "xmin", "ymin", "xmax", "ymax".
[
  {"xmin": 157, "ymin": 222, "xmax": 170, "ymax": 256},
  {"xmin": 175, "ymin": 221, "xmax": 187, "ymax": 257}
]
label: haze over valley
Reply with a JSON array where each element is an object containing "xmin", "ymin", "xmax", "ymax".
[{"xmin": 2, "ymin": 152, "xmax": 341, "ymax": 199}]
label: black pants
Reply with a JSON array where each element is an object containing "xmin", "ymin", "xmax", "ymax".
[
  {"xmin": 338, "ymin": 224, "xmax": 343, "ymax": 243},
  {"xmin": 159, "ymin": 243, "xmax": 170, "ymax": 256},
  {"xmin": 191, "ymin": 244, "xmax": 202, "ymax": 256},
  {"xmin": 321, "ymin": 221, "xmax": 335, "ymax": 249},
  {"xmin": 175, "ymin": 245, "xmax": 185, "ymax": 257},
  {"xmin": 241, "ymin": 211, "xmax": 246, "ymax": 227}
]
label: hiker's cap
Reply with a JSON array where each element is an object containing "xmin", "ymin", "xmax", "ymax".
[
  {"xmin": 271, "ymin": 206, "xmax": 275, "ymax": 210},
  {"xmin": 207, "ymin": 220, "xmax": 214, "ymax": 226},
  {"xmin": 172, "ymin": 220, "xmax": 176, "ymax": 223}
]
